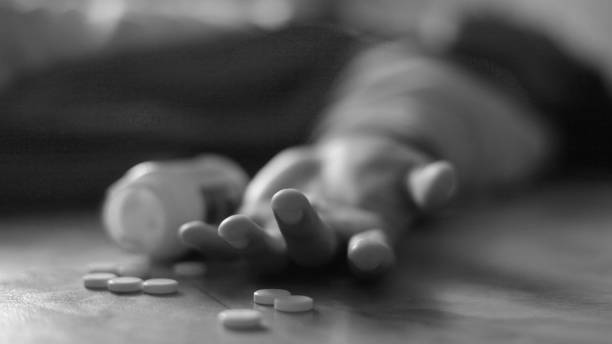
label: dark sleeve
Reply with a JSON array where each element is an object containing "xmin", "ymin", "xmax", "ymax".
[{"xmin": 434, "ymin": 12, "xmax": 612, "ymax": 174}]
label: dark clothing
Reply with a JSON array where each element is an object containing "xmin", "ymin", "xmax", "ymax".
[
  {"xmin": 441, "ymin": 13, "xmax": 612, "ymax": 172},
  {"xmin": 0, "ymin": 26, "xmax": 357, "ymax": 208},
  {"xmin": 1, "ymin": 19, "xmax": 610, "ymax": 209}
]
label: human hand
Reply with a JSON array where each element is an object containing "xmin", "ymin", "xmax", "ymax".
[{"xmin": 180, "ymin": 135, "xmax": 456, "ymax": 276}]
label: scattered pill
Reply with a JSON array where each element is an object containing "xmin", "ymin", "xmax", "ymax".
[
  {"xmin": 117, "ymin": 260, "xmax": 150, "ymax": 279},
  {"xmin": 218, "ymin": 309, "xmax": 263, "ymax": 330},
  {"xmin": 274, "ymin": 295, "xmax": 313, "ymax": 312},
  {"xmin": 142, "ymin": 278, "xmax": 179, "ymax": 295},
  {"xmin": 253, "ymin": 289, "xmax": 291, "ymax": 305},
  {"xmin": 172, "ymin": 261, "xmax": 207, "ymax": 277},
  {"xmin": 107, "ymin": 277, "xmax": 143, "ymax": 293},
  {"xmin": 83, "ymin": 273, "xmax": 117, "ymax": 289},
  {"xmin": 87, "ymin": 262, "xmax": 118, "ymax": 274}
]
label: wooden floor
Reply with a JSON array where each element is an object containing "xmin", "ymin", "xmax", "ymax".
[{"xmin": 2, "ymin": 182, "xmax": 612, "ymax": 344}]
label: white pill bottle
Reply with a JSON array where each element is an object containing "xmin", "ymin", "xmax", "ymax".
[{"xmin": 102, "ymin": 155, "xmax": 248, "ymax": 260}]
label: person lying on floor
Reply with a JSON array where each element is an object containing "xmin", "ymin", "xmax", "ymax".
[{"xmin": 1, "ymin": 8, "xmax": 610, "ymax": 276}]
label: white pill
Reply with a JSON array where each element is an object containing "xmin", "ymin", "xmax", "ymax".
[
  {"xmin": 253, "ymin": 289, "xmax": 291, "ymax": 305},
  {"xmin": 87, "ymin": 262, "xmax": 118, "ymax": 274},
  {"xmin": 83, "ymin": 273, "xmax": 117, "ymax": 289},
  {"xmin": 218, "ymin": 309, "xmax": 263, "ymax": 329},
  {"xmin": 117, "ymin": 260, "xmax": 150, "ymax": 279},
  {"xmin": 107, "ymin": 277, "xmax": 143, "ymax": 293},
  {"xmin": 274, "ymin": 295, "xmax": 313, "ymax": 312},
  {"xmin": 142, "ymin": 278, "xmax": 179, "ymax": 295},
  {"xmin": 172, "ymin": 261, "xmax": 207, "ymax": 277}
]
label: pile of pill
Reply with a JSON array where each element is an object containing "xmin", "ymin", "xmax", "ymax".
[
  {"xmin": 253, "ymin": 288, "xmax": 314, "ymax": 312},
  {"xmin": 82, "ymin": 260, "xmax": 204, "ymax": 295},
  {"xmin": 217, "ymin": 288, "xmax": 314, "ymax": 330}
]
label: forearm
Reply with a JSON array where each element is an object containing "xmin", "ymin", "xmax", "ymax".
[{"xmin": 315, "ymin": 42, "xmax": 557, "ymax": 192}]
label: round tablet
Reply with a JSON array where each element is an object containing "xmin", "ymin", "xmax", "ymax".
[
  {"xmin": 274, "ymin": 295, "xmax": 313, "ymax": 312},
  {"xmin": 172, "ymin": 261, "xmax": 207, "ymax": 277},
  {"xmin": 218, "ymin": 309, "xmax": 263, "ymax": 330},
  {"xmin": 142, "ymin": 278, "xmax": 179, "ymax": 295},
  {"xmin": 107, "ymin": 277, "xmax": 143, "ymax": 293},
  {"xmin": 83, "ymin": 273, "xmax": 117, "ymax": 289},
  {"xmin": 117, "ymin": 260, "xmax": 150, "ymax": 279},
  {"xmin": 87, "ymin": 262, "xmax": 118, "ymax": 274},
  {"xmin": 253, "ymin": 289, "xmax": 290, "ymax": 305}
]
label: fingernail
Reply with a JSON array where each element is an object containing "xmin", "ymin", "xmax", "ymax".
[
  {"xmin": 179, "ymin": 221, "xmax": 214, "ymax": 247},
  {"xmin": 219, "ymin": 223, "xmax": 250, "ymax": 249},
  {"xmin": 409, "ymin": 161, "xmax": 456, "ymax": 210},
  {"xmin": 272, "ymin": 189, "xmax": 306, "ymax": 225},
  {"xmin": 274, "ymin": 206, "xmax": 303, "ymax": 225},
  {"xmin": 348, "ymin": 238, "xmax": 392, "ymax": 271},
  {"xmin": 224, "ymin": 233, "xmax": 249, "ymax": 249},
  {"xmin": 179, "ymin": 221, "xmax": 205, "ymax": 235},
  {"xmin": 178, "ymin": 221, "xmax": 203, "ymax": 244}
]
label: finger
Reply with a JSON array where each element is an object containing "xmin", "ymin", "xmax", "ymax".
[
  {"xmin": 347, "ymin": 229, "xmax": 395, "ymax": 276},
  {"xmin": 407, "ymin": 161, "xmax": 457, "ymax": 211},
  {"xmin": 218, "ymin": 214, "xmax": 288, "ymax": 273},
  {"xmin": 178, "ymin": 221, "xmax": 238, "ymax": 260},
  {"xmin": 271, "ymin": 189, "xmax": 338, "ymax": 267}
]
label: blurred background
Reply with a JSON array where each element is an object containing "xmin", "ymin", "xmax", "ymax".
[
  {"xmin": 3, "ymin": 0, "xmax": 612, "ymax": 76},
  {"xmin": 1, "ymin": 0, "xmax": 611, "ymax": 211}
]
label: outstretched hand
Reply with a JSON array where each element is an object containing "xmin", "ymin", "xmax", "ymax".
[{"xmin": 180, "ymin": 135, "xmax": 456, "ymax": 276}]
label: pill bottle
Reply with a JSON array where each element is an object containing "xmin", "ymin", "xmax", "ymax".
[{"xmin": 102, "ymin": 155, "xmax": 248, "ymax": 260}]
